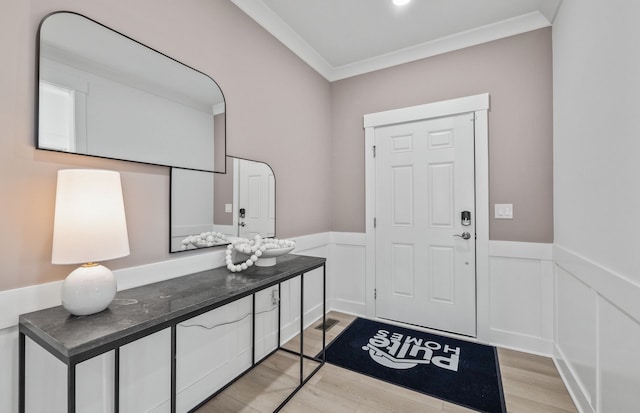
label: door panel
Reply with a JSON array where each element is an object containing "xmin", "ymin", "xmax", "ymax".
[
  {"xmin": 375, "ymin": 113, "xmax": 476, "ymax": 336},
  {"xmin": 392, "ymin": 243, "xmax": 414, "ymax": 296}
]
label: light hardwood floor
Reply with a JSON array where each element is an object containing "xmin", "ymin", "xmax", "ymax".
[{"xmin": 198, "ymin": 312, "xmax": 577, "ymax": 413}]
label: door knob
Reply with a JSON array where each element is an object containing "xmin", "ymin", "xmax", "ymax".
[
  {"xmin": 453, "ymin": 232, "xmax": 471, "ymax": 240},
  {"xmin": 239, "ymin": 222, "xmax": 246, "ymax": 227}
]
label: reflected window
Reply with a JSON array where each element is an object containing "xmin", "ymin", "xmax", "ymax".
[{"xmin": 39, "ymin": 81, "xmax": 76, "ymax": 152}]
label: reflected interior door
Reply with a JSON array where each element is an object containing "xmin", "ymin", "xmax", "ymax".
[
  {"xmin": 375, "ymin": 113, "xmax": 476, "ymax": 336},
  {"xmin": 237, "ymin": 159, "xmax": 275, "ymax": 238}
]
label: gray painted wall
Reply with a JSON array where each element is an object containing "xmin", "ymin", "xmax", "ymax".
[
  {"xmin": 0, "ymin": 0, "xmax": 332, "ymax": 291},
  {"xmin": 330, "ymin": 28, "xmax": 553, "ymax": 243},
  {"xmin": 0, "ymin": 0, "xmax": 552, "ymax": 292}
]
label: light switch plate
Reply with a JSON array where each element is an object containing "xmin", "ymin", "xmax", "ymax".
[
  {"xmin": 495, "ymin": 203, "xmax": 513, "ymax": 219},
  {"xmin": 225, "ymin": 203, "xmax": 232, "ymax": 213}
]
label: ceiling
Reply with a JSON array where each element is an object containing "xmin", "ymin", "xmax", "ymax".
[{"xmin": 230, "ymin": 0, "xmax": 562, "ymax": 81}]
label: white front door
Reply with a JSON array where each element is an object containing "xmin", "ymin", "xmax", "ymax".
[
  {"xmin": 375, "ymin": 112, "xmax": 476, "ymax": 336},
  {"xmin": 237, "ymin": 159, "xmax": 275, "ymax": 238}
]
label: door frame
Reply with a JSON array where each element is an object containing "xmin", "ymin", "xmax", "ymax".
[{"xmin": 364, "ymin": 93, "xmax": 490, "ymax": 341}]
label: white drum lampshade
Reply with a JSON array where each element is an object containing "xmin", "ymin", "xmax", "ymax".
[{"xmin": 52, "ymin": 169, "xmax": 130, "ymax": 316}]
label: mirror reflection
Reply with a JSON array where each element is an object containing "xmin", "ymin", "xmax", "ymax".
[
  {"xmin": 37, "ymin": 11, "xmax": 225, "ymax": 172},
  {"xmin": 171, "ymin": 157, "xmax": 276, "ymax": 252}
]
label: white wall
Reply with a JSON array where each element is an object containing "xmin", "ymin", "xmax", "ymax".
[{"xmin": 553, "ymin": 0, "xmax": 640, "ymax": 411}]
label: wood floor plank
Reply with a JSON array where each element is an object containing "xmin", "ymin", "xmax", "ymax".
[
  {"xmin": 309, "ymin": 364, "xmax": 445, "ymax": 413},
  {"xmin": 198, "ymin": 312, "xmax": 578, "ymax": 412}
]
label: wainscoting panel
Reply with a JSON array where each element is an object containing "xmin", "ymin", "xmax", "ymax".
[
  {"xmin": 556, "ymin": 266, "xmax": 597, "ymax": 408},
  {"xmin": 598, "ymin": 297, "xmax": 640, "ymax": 412},
  {"xmin": 554, "ymin": 245, "xmax": 640, "ymax": 413},
  {"xmin": 1, "ymin": 234, "xmax": 565, "ymax": 412},
  {"xmin": 327, "ymin": 232, "xmax": 367, "ymax": 316},
  {"xmin": 488, "ymin": 241, "xmax": 554, "ymax": 355}
]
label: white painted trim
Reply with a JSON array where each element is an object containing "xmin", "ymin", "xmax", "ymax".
[
  {"xmin": 554, "ymin": 345, "xmax": 594, "ymax": 413},
  {"xmin": 291, "ymin": 232, "xmax": 330, "ymax": 253},
  {"xmin": 490, "ymin": 328, "xmax": 555, "ymax": 356},
  {"xmin": 554, "ymin": 244, "xmax": 640, "ymax": 323},
  {"xmin": 363, "ymin": 93, "xmax": 489, "ymax": 128},
  {"xmin": 329, "ymin": 231, "xmax": 365, "ymax": 246},
  {"xmin": 474, "ymin": 109, "xmax": 490, "ymax": 343},
  {"xmin": 0, "ymin": 282, "xmax": 64, "ymax": 330},
  {"xmin": 363, "ymin": 95, "xmax": 490, "ymax": 340},
  {"xmin": 229, "ymin": 1, "xmax": 551, "ymax": 82},
  {"xmin": 489, "ymin": 240, "xmax": 553, "ymax": 260},
  {"xmin": 328, "ymin": 299, "xmax": 366, "ymax": 318},
  {"xmin": 364, "ymin": 126, "xmax": 377, "ymax": 319}
]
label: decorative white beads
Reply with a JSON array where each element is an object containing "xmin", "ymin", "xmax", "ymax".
[
  {"xmin": 181, "ymin": 232, "xmax": 228, "ymax": 250},
  {"xmin": 225, "ymin": 235, "xmax": 295, "ymax": 272}
]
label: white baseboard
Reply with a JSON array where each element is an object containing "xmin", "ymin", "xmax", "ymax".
[
  {"xmin": 328, "ymin": 299, "xmax": 366, "ymax": 317},
  {"xmin": 280, "ymin": 302, "xmax": 325, "ymax": 345},
  {"xmin": 554, "ymin": 347, "xmax": 593, "ymax": 413},
  {"xmin": 490, "ymin": 329, "xmax": 555, "ymax": 357}
]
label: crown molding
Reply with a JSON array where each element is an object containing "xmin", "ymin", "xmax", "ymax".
[
  {"xmin": 230, "ymin": 0, "xmax": 334, "ymax": 79},
  {"xmin": 230, "ymin": 1, "xmax": 552, "ymax": 82},
  {"xmin": 330, "ymin": 12, "xmax": 551, "ymax": 81}
]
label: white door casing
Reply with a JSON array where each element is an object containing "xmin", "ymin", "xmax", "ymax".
[
  {"xmin": 374, "ymin": 113, "xmax": 476, "ymax": 336},
  {"xmin": 364, "ymin": 93, "xmax": 490, "ymax": 342}
]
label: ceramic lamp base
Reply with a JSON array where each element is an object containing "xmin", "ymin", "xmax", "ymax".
[{"xmin": 61, "ymin": 263, "xmax": 117, "ymax": 316}]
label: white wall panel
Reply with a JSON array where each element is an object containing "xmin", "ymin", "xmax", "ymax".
[
  {"xmin": 598, "ymin": 298, "xmax": 640, "ymax": 412},
  {"xmin": 488, "ymin": 242, "xmax": 554, "ymax": 355},
  {"xmin": 490, "ymin": 258, "xmax": 543, "ymax": 337},
  {"xmin": 556, "ymin": 267, "xmax": 597, "ymax": 408},
  {"xmin": 554, "ymin": 246, "xmax": 640, "ymax": 413},
  {"xmin": 326, "ymin": 234, "xmax": 367, "ymax": 315}
]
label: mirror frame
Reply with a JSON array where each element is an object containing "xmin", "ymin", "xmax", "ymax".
[
  {"xmin": 35, "ymin": 11, "xmax": 227, "ymax": 173},
  {"xmin": 169, "ymin": 156, "xmax": 277, "ymax": 253}
]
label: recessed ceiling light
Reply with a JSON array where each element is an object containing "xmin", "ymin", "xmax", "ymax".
[{"xmin": 393, "ymin": 0, "xmax": 411, "ymax": 6}]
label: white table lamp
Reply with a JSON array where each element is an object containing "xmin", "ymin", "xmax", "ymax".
[{"xmin": 52, "ymin": 169, "xmax": 130, "ymax": 316}]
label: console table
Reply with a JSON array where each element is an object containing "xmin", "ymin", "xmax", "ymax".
[{"xmin": 18, "ymin": 254, "xmax": 326, "ymax": 413}]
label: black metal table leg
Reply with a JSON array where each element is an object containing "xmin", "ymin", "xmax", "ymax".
[
  {"xmin": 322, "ymin": 264, "xmax": 326, "ymax": 361},
  {"xmin": 277, "ymin": 283, "xmax": 282, "ymax": 347},
  {"xmin": 19, "ymin": 332, "xmax": 25, "ymax": 413},
  {"xmin": 68, "ymin": 363, "xmax": 76, "ymax": 413},
  {"xmin": 114, "ymin": 348, "xmax": 120, "ymax": 413},
  {"xmin": 299, "ymin": 273, "xmax": 304, "ymax": 384},
  {"xmin": 171, "ymin": 325, "xmax": 177, "ymax": 413},
  {"xmin": 252, "ymin": 293, "xmax": 256, "ymax": 366}
]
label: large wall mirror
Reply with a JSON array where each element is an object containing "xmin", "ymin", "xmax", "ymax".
[
  {"xmin": 171, "ymin": 157, "xmax": 275, "ymax": 252},
  {"xmin": 36, "ymin": 12, "xmax": 277, "ymax": 253},
  {"xmin": 37, "ymin": 11, "xmax": 225, "ymax": 172}
]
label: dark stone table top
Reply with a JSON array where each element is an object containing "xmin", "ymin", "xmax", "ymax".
[{"xmin": 19, "ymin": 254, "xmax": 325, "ymax": 363}]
